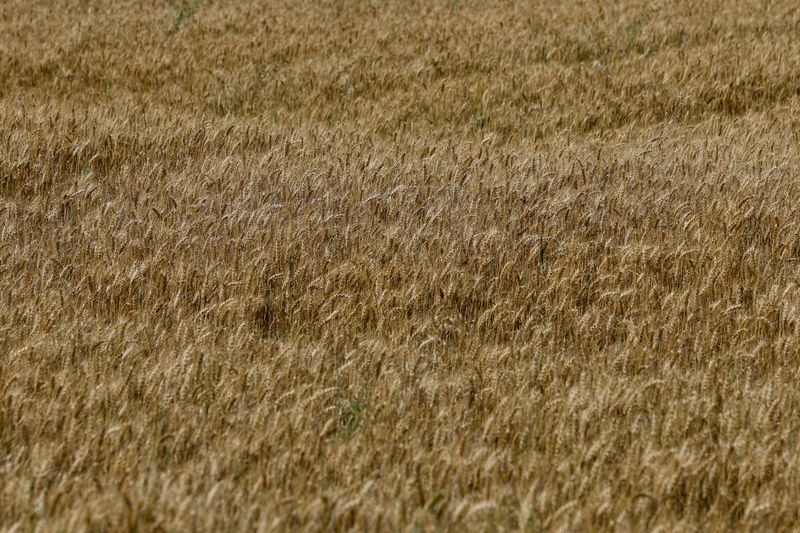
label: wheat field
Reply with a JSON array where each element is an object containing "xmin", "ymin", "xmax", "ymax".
[{"xmin": 3, "ymin": 0, "xmax": 800, "ymax": 530}]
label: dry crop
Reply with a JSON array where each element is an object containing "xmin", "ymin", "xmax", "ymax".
[{"xmin": 3, "ymin": 0, "xmax": 800, "ymax": 530}]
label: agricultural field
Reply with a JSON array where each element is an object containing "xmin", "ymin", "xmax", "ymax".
[{"xmin": 3, "ymin": 0, "xmax": 800, "ymax": 530}]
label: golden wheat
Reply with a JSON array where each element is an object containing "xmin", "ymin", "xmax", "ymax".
[{"xmin": 3, "ymin": 0, "xmax": 800, "ymax": 530}]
